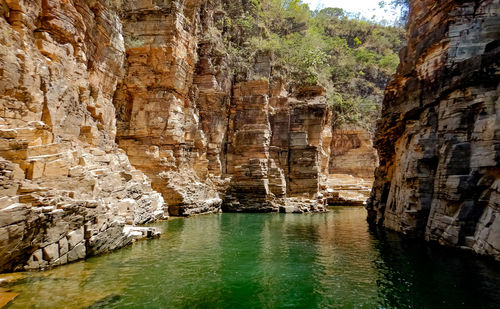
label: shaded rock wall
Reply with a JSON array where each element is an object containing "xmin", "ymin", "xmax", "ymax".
[
  {"xmin": 329, "ymin": 126, "xmax": 378, "ymax": 179},
  {"xmin": 368, "ymin": 0, "xmax": 500, "ymax": 260},
  {"xmin": 0, "ymin": 0, "xmax": 165, "ymax": 272}
]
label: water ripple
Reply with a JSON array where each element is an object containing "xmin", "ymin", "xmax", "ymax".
[{"xmin": 2, "ymin": 208, "xmax": 500, "ymax": 308}]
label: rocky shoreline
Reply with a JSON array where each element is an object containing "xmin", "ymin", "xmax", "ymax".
[{"xmin": 0, "ymin": 0, "xmax": 377, "ymax": 272}]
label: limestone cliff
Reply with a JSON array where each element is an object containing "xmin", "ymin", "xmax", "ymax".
[
  {"xmin": 368, "ymin": 0, "xmax": 500, "ymax": 260},
  {"xmin": 0, "ymin": 0, "xmax": 165, "ymax": 272},
  {"xmin": 329, "ymin": 126, "xmax": 378, "ymax": 179},
  {"xmin": 114, "ymin": 1, "xmax": 344, "ymax": 215},
  {"xmin": 0, "ymin": 0, "xmax": 379, "ymax": 272}
]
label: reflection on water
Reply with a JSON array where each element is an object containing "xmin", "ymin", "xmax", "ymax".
[
  {"xmin": 372, "ymin": 228, "xmax": 500, "ymax": 308},
  {"xmin": 2, "ymin": 207, "xmax": 499, "ymax": 308}
]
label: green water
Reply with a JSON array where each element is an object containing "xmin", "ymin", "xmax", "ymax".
[{"xmin": 2, "ymin": 207, "xmax": 500, "ymax": 308}]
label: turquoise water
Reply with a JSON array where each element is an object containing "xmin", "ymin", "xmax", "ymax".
[{"xmin": 2, "ymin": 207, "xmax": 500, "ymax": 308}]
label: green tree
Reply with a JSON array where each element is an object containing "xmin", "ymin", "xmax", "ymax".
[{"xmin": 220, "ymin": 0, "xmax": 404, "ymax": 130}]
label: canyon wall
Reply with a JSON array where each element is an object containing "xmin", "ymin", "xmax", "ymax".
[
  {"xmin": 368, "ymin": 0, "xmax": 500, "ymax": 261},
  {"xmin": 114, "ymin": 0, "xmax": 224, "ymax": 217},
  {"xmin": 0, "ymin": 0, "xmax": 165, "ymax": 272},
  {"xmin": 329, "ymin": 126, "xmax": 378, "ymax": 179},
  {"xmin": 0, "ymin": 0, "xmax": 378, "ymax": 272},
  {"xmin": 223, "ymin": 82, "xmax": 332, "ymax": 213},
  {"xmin": 114, "ymin": 1, "xmax": 339, "ymax": 215}
]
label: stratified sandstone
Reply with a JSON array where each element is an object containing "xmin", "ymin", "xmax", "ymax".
[
  {"xmin": 329, "ymin": 126, "xmax": 378, "ymax": 179},
  {"xmin": 326, "ymin": 175, "xmax": 373, "ymax": 206},
  {"xmin": 223, "ymin": 82, "xmax": 331, "ymax": 213},
  {"xmin": 114, "ymin": 2, "xmax": 338, "ymax": 214},
  {"xmin": 0, "ymin": 0, "xmax": 165, "ymax": 272},
  {"xmin": 326, "ymin": 126, "xmax": 377, "ymax": 206},
  {"xmin": 114, "ymin": 0, "xmax": 224, "ymax": 216},
  {"xmin": 223, "ymin": 80, "xmax": 280, "ymax": 212},
  {"xmin": 368, "ymin": 0, "xmax": 500, "ymax": 260},
  {"xmin": 0, "ymin": 0, "xmax": 380, "ymax": 273}
]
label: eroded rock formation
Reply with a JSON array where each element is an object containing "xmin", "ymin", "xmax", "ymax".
[
  {"xmin": 0, "ymin": 0, "xmax": 379, "ymax": 272},
  {"xmin": 0, "ymin": 0, "xmax": 165, "ymax": 272},
  {"xmin": 329, "ymin": 126, "xmax": 378, "ymax": 179},
  {"xmin": 368, "ymin": 0, "xmax": 500, "ymax": 260},
  {"xmin": 114, "ymin": 1, "xmax": 343, "ymax": 215},
  {"xmin": 223, "ymin": 82, "xmax": 332, "ymax": 213},
  {"xmin": 114, "ymin": 0, "xmax": 224, "ymax": 216}
]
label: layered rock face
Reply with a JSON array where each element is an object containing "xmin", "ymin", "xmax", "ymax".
[
  {"xmin": 115, "ymin": 1, "xmax": 338, "ymax": 215},
  {"xmin": 368, "ymin": 0, "xmax": 500, "ymax": 260},
  {"xmin": 114, "ymin": 0, "xmax": 225, "ymax": 216},
  {"xmin": 0, "ymin": 0, "xmax": 165, "ymax": 272},
  {"xmin": 223, "ymin": 82, "xmax": 332, "ymax": 212},
  {"xmin": 326, "ymin": 126, "xmax": 377, "ymax": 206},
  {"xmin": 0, "ymin": 0, "xmax": 380, "ymax": 272},
  {"xmin": 329, "ymin": 126, "xmax": 378, "ymax": 179}
]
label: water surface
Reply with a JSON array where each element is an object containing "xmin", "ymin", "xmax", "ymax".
[{"xmin": 2, "ymin": 207, "xmax": 500, "ymax": 308}]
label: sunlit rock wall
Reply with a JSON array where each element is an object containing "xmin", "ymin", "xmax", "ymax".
[
  {"xmin": 0, "ymin": 0, "xmax": 379, "ymax": 272},
  {"xmin": 223, "ymin": 82, "xmax": 331, "ymax": 213},
  {"xmin": 116, "ymin": 1, "xmax": 334, "ymax": 214},
  {"xmin": 368, "ymin": 0, "xmax": 500, "ymax": 260},
  {"xmin": 114, "ymin": 0, "xmax": 226, "ymax": 216},
  {"xmin": 0, "ymin": 0, "xmax": 165, "ymax": 272}
]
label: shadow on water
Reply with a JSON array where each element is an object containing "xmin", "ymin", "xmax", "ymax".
[
  {"xmin": 2, "ymin": 207, "xmax": 500, "ymax": 309},
  {"xmin": 370, "ymin": 227, "xmax": 500, "ymax": 309}
]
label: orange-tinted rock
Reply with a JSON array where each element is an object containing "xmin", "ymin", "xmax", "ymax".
[
  {"xmin": 114, "ymin": 4, "xmax": 337, "ymax": 214},
  {"xmin": 0, "ymin": 0, "xmax": 165, "ymax": 272},
  {"xmin": 223, "ymin": 80, "xmax": 279, "ymax": 212},
  {"xmin": 329, "ymin": 126, "xmax": 378, "ymax": 179},
  {"xmin": 115, "ymin": 0, "xmax": 223, "ymax": 216},
  {"xmin": 223, "ymin": 80, "xmax": 331, "ymax": 212},
  {"xmin": 0, "ymin": 0, "xmax": 380, "ymax": 272}
]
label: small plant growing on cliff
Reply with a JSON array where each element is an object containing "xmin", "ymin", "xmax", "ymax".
[
  {"xmin": 202, "ymin": 26, "xmax": 223, "ymax": 44},
  {"xmin": 107, "ymin": 0, "xmax": 125, "ymax": 14}
]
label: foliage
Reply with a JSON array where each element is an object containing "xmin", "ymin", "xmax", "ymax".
[
  {"xmin": 219, "ymin": 0, "xmax": 405, "ymax": 130},
  {"xmin": 124, "ymin": 35, "xmax": 145, "ymax": 48},
  {"xmin": 378, "ymin": 0, "xmax": 410, "ymax": 26}
]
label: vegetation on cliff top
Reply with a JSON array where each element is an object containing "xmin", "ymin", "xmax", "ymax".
[
  {"xmin": 220, "ymin": 0, "xmax": 405, "ymax": 130},
  {"xmin": 110, "ymin": 0, "xmax": 405, "ymax": 130}
]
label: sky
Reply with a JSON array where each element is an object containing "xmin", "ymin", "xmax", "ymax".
[{"xmin": 303, "ymin": 0, "xmax": 400, "ymax": 22}]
